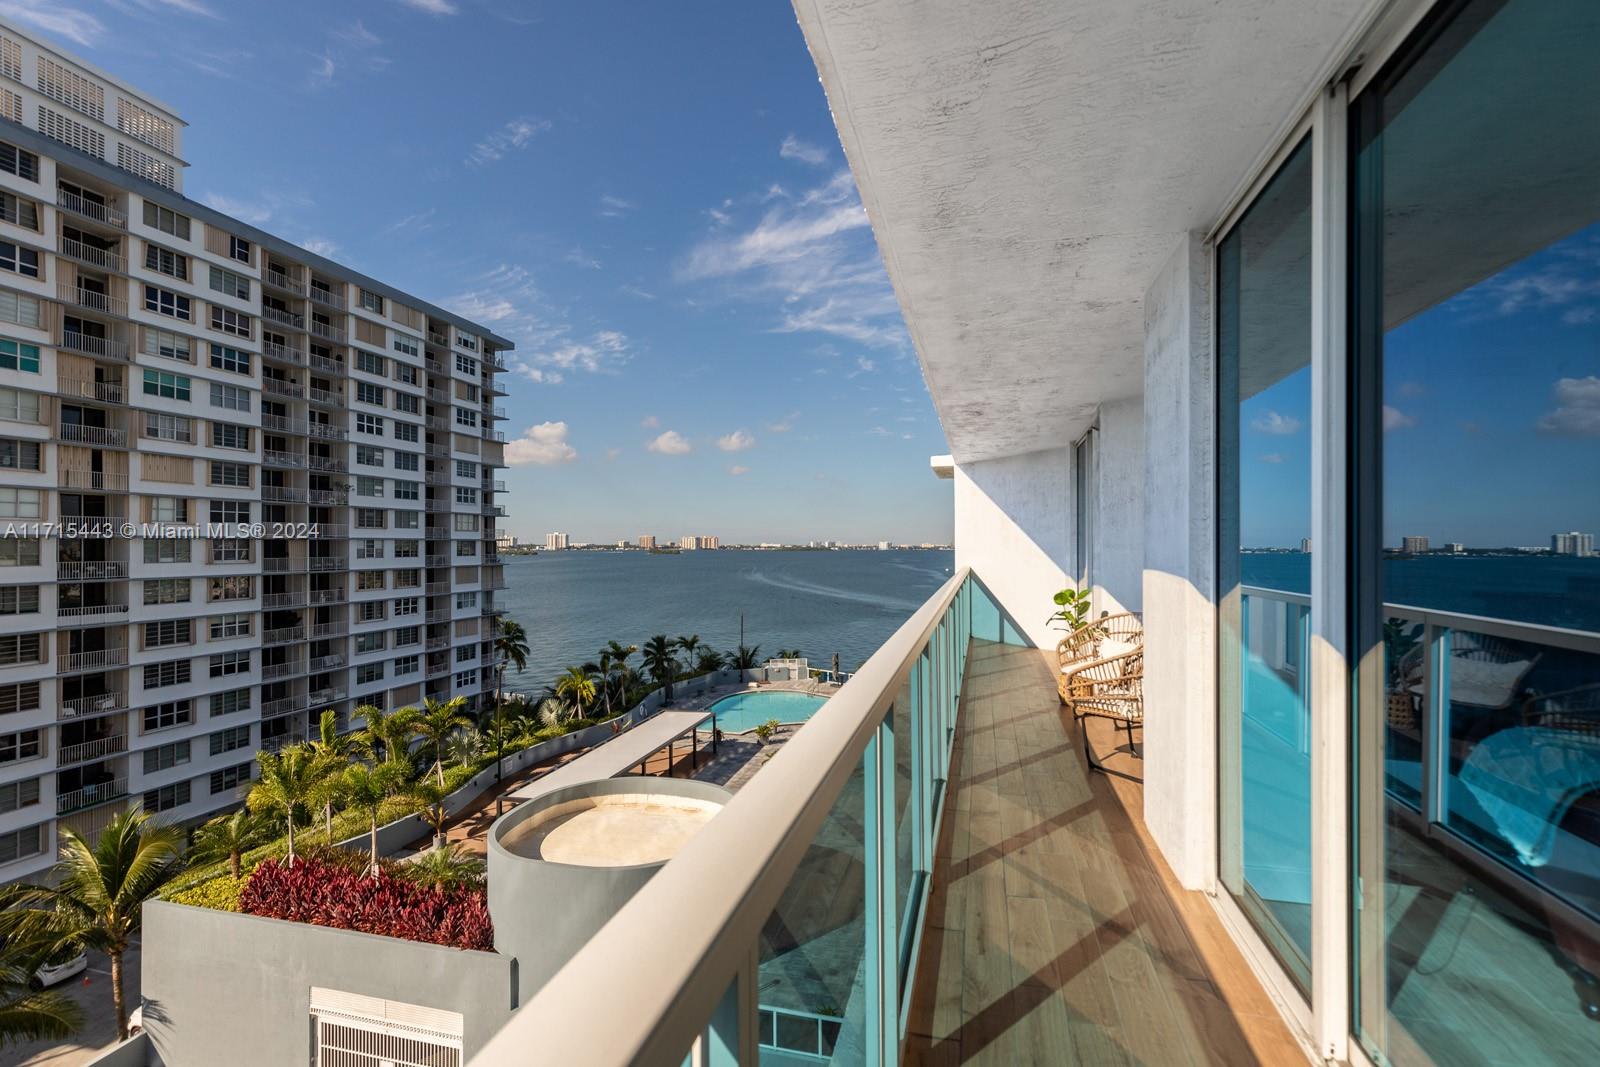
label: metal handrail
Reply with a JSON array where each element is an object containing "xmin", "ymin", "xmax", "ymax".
[
  {"xmin": 58, "ymin": 778, "xmax": 128, "ymax": 815},
  {"xmin": 472, "ymin": 568, "xmax": 972, "ymax": 1064},
  {"xmin": 59, "ymin": 332, "xmax": 129, "ymax": 360},
  {"xmin": 59, "ymin": 236, "xmax": 125, "ymax": 272},
  {"xmin": 310, "ymin": 285, "xmax": 347, "ymax": 310},
  {"xmin": 57, "ymin": 283, "xmax": 127, "ymax": 316},
  {"xmin": 56, "ymin": 189, "xmax": 126, "ymax": 227}
]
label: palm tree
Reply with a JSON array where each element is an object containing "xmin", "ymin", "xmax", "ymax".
[
  {"xmin": 359, "ymin": 704, "xmax": 421, "ymax": 767},
  {"xmin": 306, "ymin": 709, "xmax": 356, "ymax": 838},
  {"xmin": 675, "ymin": 635, "xmax": 702, "ymax": 679},
  {"xmin": 414, "ymin": 696, "xmax": 472, "ymax": 786},
  {"xmin": 341, "ymin": 762, "xmax": 409, "ymax": 876},
  {"xmin": 481, "ymin": 700, "xmax": 517, "ymax": 783},
  {"xmin": 730, "ymin": 644, "xmax": 763, "ymax": 670},
  {"xmin": 0, "ymin": 811, "xmax": 181, "ymax": 1041},
  {"xmin": 641, "ymin": 635, "xmax": 679, "ymax": 703},
  {"xmin": 0, "ymin": 938, "xmax": 83, "ymax": 1049},
  {"xmin": 400, "ymin": 844, "xmax": 484, "ymax": 891},
  {"xmin": 602, "ymin": 641, "xmax": 637, "ymax": 713},
  {"xmin": 189, "ymin": 809, "xmax": 270, "ymax": 880},
  {"xmin": 247, "ymin": 745, "xmax": 326, "ymax": 864},
  {"xmin": 695, "ymin": 647, "xmax": 727, "ymax": 674},
  {"xmin": 492, "ymin": 617, "xmax": 532, "ymax": 722},
  {"xmin": 555, "ymin": 665, "xmax": 599, "ymax": 716},
  {"xmin": 410, "ymin": 779, "xmax": 452, "ymax": 851},
  {"xmin": 447, "ymin": 727, "xmax": 483, "ymax": 769},
  {"xmin": 777, "ymin": 648, "xmax": 803, "ymax": 660}
]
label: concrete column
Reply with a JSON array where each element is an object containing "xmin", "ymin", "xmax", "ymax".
[{"xmin": 1140, "ymin": 231, "xmax": 1216, "ymax": 892}]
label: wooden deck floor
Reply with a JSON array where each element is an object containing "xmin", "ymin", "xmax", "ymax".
[{"xmin": 906, "ymin": 641, "xmax": 1310, "ymax": 1066}]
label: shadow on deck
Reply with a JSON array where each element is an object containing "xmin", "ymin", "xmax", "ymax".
[{"xmin": 906, "ymin": 640, "xmax": 1308, "ymax": 1066}]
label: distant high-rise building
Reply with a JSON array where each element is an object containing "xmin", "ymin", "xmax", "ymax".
[
  {"xmin": 1553, "ymin": 531, "xmax": 1595, "ymax": 557},
  {"xmin": 639, "ymin": 535, "xmax": 657, "ymax": 549},
  {"xmin": 1445, "ymin": 542, "xmax": 1465, "ymax": 554},
  {"xmin": 879, "ymin": 540, "xmax": 892, "ymax": 550},
  {"xmin": 615, "ymin": 539, "xmax": 628, "ymax": 549},
  {"xmin": 1401, "ymin": 536, "xmax": 1429, "ymax": 554},
  {"xmin": 678, "ymin": 535, "xmax": 719, "ymax": 550},
  {"xmin": 1299, "ymin": 538, "xmax": 1312, "ymax": 554},
  {"xmin": 545, "ymin": 532, "xmax": 570, "ymax": 551}
]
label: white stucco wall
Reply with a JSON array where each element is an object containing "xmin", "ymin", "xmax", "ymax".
[
  {"xmin": 1140, "ymin": 232, "xmax": 1216, "ymax": 891},
  {"xmin": 1093, "ymin": 395, "xmax": 1146, "ymax": 616},
  {"xmin": 952, "ymin": 448, "xmax": 1073, "ymax": 649}
]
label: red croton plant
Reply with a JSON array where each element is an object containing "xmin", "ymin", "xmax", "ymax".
[{"xmin": 237, "ymin": 851, "xmax": 493, "ymax": 951}]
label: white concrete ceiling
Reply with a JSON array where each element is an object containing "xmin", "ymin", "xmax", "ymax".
[{"xmin": 793, "ymin": 0, "xmax": 1372, "ymax": 463}]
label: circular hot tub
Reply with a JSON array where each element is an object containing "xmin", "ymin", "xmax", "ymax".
[{"xmin": 487, "ymin": 777, "xmax": 730, "ymax": 1001}]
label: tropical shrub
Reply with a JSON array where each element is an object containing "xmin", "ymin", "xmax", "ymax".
[
  {"xmin": 168, "ymin": 875, "xmax": 245, "ymax": 912},
  {"xmin": 238, "ymin": 853, "xmax": 492, "ymax": 950}
]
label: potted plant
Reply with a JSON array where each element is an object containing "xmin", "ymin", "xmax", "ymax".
[{"xmin": 1047, "ymin": 586, "xmax": 1094, "ymax": 632}]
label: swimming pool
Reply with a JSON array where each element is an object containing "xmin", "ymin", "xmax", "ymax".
[{"xmin": 700, "ymin": 690, "xmax": 829, "ymax": 735}]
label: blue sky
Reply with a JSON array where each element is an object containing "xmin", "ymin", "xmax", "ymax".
[{"xmin": 16, "ymin": 0, "xmax": 954, "ymax": 545}]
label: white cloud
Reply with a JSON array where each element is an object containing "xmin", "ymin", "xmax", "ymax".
[
  {"xmin": 564, "ymin": 247, "xmax": 602, "ymax": 270},
  {"xmin": 728, "ymin": 465, "xmax": 750, "ymax": 476},
  {"xmin": 201, "ymin": 193, "xmax": 274, "ymax": 225},
  {"xmin": 847, "ymin": 356, "xmax": 877, "ymax": 378},
  {"xmin": 717, "ymin": 429, "xmax": 756, "ymax": 452},
  {"xmin": 599, "ymin": 194, "xmax": 636, "ymax": 218},
  {"xmin": 446, "ymin": 264, "xmax": 630, "ymax": 383},
  {"xmin": 619, "ymin": 284, "xmax": 656, "ymax": 300},
  {"xmin": 299, "ymin": 237, "xmax": 339, "ymax": 258},
  {"xmin": 767, "ymin": 412, "xmax": 798, "ymax": 433},
  {"xmin": 533, "ymin": 330, "xmax": 630, "ymax": 374},
  {"xmin": 505, "ymin": 422, "xmax": 578, "ymax": 466},
  {"xmin": 640, "ymin": 415, "xmax": 659, "ymax": 429},
  {"xmin": 779, "ymin": 134, "xmax": 828, "ymax": 165},
  {"xmin": 1536, "ymin": 376, "xmax": 1600, "ymax": 437},
  {"xmin": 307, "ymin": 51, "xmax": 336, "ymax": 89},
  {"xmin": 1383, "ymin": 405, "xmax": 1417, "ymax": 432},
  {"xmin": 1251, "ymin": 411, "xmax": 1301, "ymax": 435},
  {"xmin": 125, "ymin": 0, "xmax": 219, "ymax": 17},
  {"xmin": 0, "ymin": 1, "xmax": 105, "ymax": 46},
  {"xmin": 467, "ymin": 117, "xmax": 552, "ymax": 166},
  {"xmin": 647, "ymin": 430, "xmax": 692, "ymax": 455},
  {"xmin": 396, "ymin": 0, "xmax": 458, "ymax": 14},
  {"xmin": 334, "ymin": 20, "xmax": 382, "ymax": 47}
]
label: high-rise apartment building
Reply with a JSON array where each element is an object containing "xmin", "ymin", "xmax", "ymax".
[
  {"xmin": 543, "ymin": 532, "xmax": 569, "ymax": 551},
  {"xmin": 0, "ymin": 22, "xmax": 510, "ymax": 883},
  {"xmin": 1401, "ymin": 535, "xmax": 1429, "ymax": 554},
  {"xmin": 637, "ymin": 534, "xmax": 655, "ymax": 549},
  {"xmin": 1552, "ymin": 531, "xmax": 1594, "ymax": 557}
]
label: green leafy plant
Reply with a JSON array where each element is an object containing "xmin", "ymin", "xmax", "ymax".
[
  {"xmin": 1047, "ymin": 586, "xmax": 1094, "ymax": 632},
  {"xmin": 168, "ymin": 875, "xmax": 245, "ymax": 913},
  {"xmin": 754, "ymin": 718, "xmax": 781, "ymax": 744}
]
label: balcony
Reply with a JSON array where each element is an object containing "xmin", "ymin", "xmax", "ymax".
[
  {"xmin": 309, "ymin": 621, "xmax": 347, "ymax": 640},
  {"xmin": 263, "ymin": 625, "xmax": 306, "ymax": 647},
  {"xmin": 59, "ymin": 468, "xmax": 128, "ymax": 492},
  {"xmin": 309, "ymin": 319, "xmax": 346, "ymax": 343},
  {"xmin": 58, "ymin": 235, "xmax": 125, "ymax": 273},
  {"xmin": 60, "ymin": 646, "xmax": 128, "ymax": 673},
  {"xmin": 425, "ymin": 634, "xmax": 450, "ymax": 652},
  {"xmin": 57, "ymin": 777, "xmax": 128, "ymax": 816},
  {"xmin": 308, "ymin": 555, "xmax": 347, "ymax": 572},
  {"xmin": 59, "ymin": 375, "xmax": 125, "ymax": 404},
  {"xmin": 58, "ymin": 423, "xmax": 127, "ymax": 448},
  {"xmin": 309, "ymin": 285, "xmax": 346, "ymax": 311},
  {"xmin": 59, "ymin": 331, "xmax": 129, "ymax": 361},
  {"xmin": 263, "ymin": 306, "xmax": 306, "ymax": 331},
  {"xmin": 57, "ymin": 283, "xmax": 128, "ymax": 317},
  {"xmin": 425, "ymin": 416, "xmax": 450, "ymax": 432},
  {"xmin": 307, "ymin": 488, "xmax": 345, "ymax": 506},
  {"xmin": 306, "ymin": 455, "xmax": 347, "ymax": 474},
  {"xmin": 263, "ymin": 268, "xmax": 308, "ymax": 296},
  {"xmin": 307, "ymin": 686, "xmax": 346, "ymax": 706},
  {"xmin": 308, "ymin": 352, "xmax": 342, "ymax": 375},
  {"xmin": 307, "ymin": 421, "xmax": 346, "ymax": 442},
  {"xmin": 261, "ymin": 660, "xmax": 302, "ymax": 682},
  {"xmin": 262, "ymin": 591, "xmax": 307, "ymax": 610},
  {"xmin": 264, "ymin": 449, "xmax": 306, "ymax": 469},
  {"xmin": 262, "ymin": 414, "xmax": 308, "ymax": 435},
  {"xmin": 56, "ymin": 189, "xmax": 126, "ymax": 228},
  {"xmin": 313, "ymin": 522, "xmax": 349, "ymax": 539},
  {"xmin": 58, "ymin": 601, "xmax": 129, "ymax": 619},
  {"xmin": 57, "ymin": 560, "xmax": 128, "ymax": 581},
  {"xmin": 262, "ymin": 339, "xmax": 307, "ymax": 365},
  {"xmin": 59, "ymin": 692, "xmax": 127, "ymax": 720},
  {"xmin": 263, "ymin": 378, "xmax": 305, "ymax": 400},
  {"xmin": 427, "ymin": 330, "xmax": 449, "ymax": 348},
  {"xmin": 57, "ymin": 733, "xmax": 127, "ymax": 766},
  {"xmin": 262, "ymin": 486, "xmax": 308, "ymax": 504},
  {"xmin": 260, "ymin": 731, "xmax": 308, "ymax": 754},
  {"xmin": 309, "ymin": 653, "xmax": 345, "ymax": 672},
  {"xmin": 309, "ymin": 588, "xmax": 345, "ymax": 606},
  {"xmin": 476, "ymin": 573, "xmax": 1300, "ymax": 1067},
  {"xmin": 261, "ymin": 696, "xmax": 301, "ymax": 719}
]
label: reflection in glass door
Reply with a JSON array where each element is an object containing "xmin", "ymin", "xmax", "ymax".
[{"xmin": 1217, "ymin": 136, "xmax": 1314, "ymax": 989}]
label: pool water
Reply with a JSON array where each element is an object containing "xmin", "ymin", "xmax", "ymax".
[{"xmin": 701, "ymin": 690, "xmax": 828, "ymax": 735}]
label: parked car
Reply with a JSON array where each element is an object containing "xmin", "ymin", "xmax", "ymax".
[{"xmin": 32, "ymin": 947, "xmax": 87, "ymax": 989}]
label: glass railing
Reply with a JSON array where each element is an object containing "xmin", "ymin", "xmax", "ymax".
[{"xmin": 471, "ymin": 568, "xmax": 989, "ymax": 1065}]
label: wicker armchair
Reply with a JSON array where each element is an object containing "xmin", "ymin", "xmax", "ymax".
[
  {"xmin": 1063, "ymin": 646, "xmax": 1144, "ymax": 782},
  {"xmin": 1055, "ymin": 612, "xmax": 1143, "ymax": 705}
]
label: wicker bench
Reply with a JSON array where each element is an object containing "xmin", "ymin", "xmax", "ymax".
[{"xmin": 1056, "ymin": 612, "xmax": 1144, "ymax": 781}]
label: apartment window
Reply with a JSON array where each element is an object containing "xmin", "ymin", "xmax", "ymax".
[
  {"xmin": 144, "ymin": 328, "xmax": 192, "ymax": 363},
  {"xmin": 358, "ymin": 601, "xmax": 385, "ymax": 623},
  {"xmin": 211, "ymin": 539, "xmax": 250, "ymax": 563},
  {"xmin": 0, "ymin": 289, "xmax": 40, "ymax": 328},
  {"xmin": 211, "ymin": 307, "xmax": 252, "ymax": 338},
  {"xmin": 455, "ymin": 460, "xmax": 478, "ymax": 479},
  {"xmin": 355, "ymin": 508, "xmax": 385, "ymax": 530},
  {"xmin": 208, "ymin": 575, "xmax": 252, "ymax": 601},
  {"xmin": 455, "ymin": 354, "xmax": 477, "ymax": 376},
  {"xmin": 393, "ymin": 597, "xmax": 419, "ymax": 617},
  {"xmin": 355, "ymin": 632, "xmax": 386, "ymax": 654},
  {"xmin": 455, "ymin": 540, "xmax": 477, "ymax": 558},
  {"xmin": 142, "ymin": 781, "xmax": 190, "ymax": 813},
  {"xmin": 356, "ymin": 476, "xmax": 384, "ymax": 499},
  {"xmin": 455, "ymin": 591, "xmax": 478, "ymax": 611},
  {"xmin": 143, "ymin": 369, "xmax": 190, "ymax": 401},
  {"xmin": 209, "ymin": 725, "xmax": 250, "ymax": 756},
  {"xmin": 144, "ymin": 243, "xmax": 188, "ymax": 281},
  {"xmin": 0, "ymin": 777, "xmax": 38, "ymax": 814},
  {"xmin": 394, "ymin": 511, "xmax": 419, "ymax": 530},
  {"xmin": 0, "ymin": 140, "xmax": 37, "ymax": 182},
  {"xmin": 0, "ymin": 389, "xmax": 39, "ymax": 424},
  {"xmin": 143, "ymin": 578, "xmax": 190, "ymax": 606},
  {"xmin": 208, "ymin": 265, "xmax": 250, "ymax": 301},
  {"xmin": 0, "ymin": 488, "xmax": 39, "ymax": 519},
  {"xmin": 394, "ymin": 422, "xmax": 418, "ymax": 443},
  {"xmin": 359, "ymin": 288, "xmax": 383, "ymax": 313},
  {"xmin": 145, "ymin": 410, "xmax": 195, "ymax": 441},
  {"xmin": 142, "ymin": 619, "xmax": 191, "ymax": 648},
  {"xmin": 0, "ymin": 540, "xmax": 35, "ymax": 567},
  {"xmin": 356, "ymin": 350, "xmax": 385, "ymax": 376},
  {"xmin": 142, "ymin": 739, "xmax": 190, "ymax": 774},
  {"xmin": 394, "ymin": 364, "xmax": 419, "ymax": 386},
  {"xmin": 144, "ymin": 285, "xmax": 191, "ymax": 321},
  {"xmin": 209, "ymin": 343, "xmax": 250, "ymax": 375},
  {"xmin": 453, "ymin": 514, "xmax": 479, "ymax": 532},
  {"xmin": 0, "ymin": 338, "xmax": 38, "ymax": 373},
  {"xmin": 0, "ymin": 585, "xmax": 36, "ymax": 615},
  {"xmin": 394, "ymin": 655, "xmax": 419, "ymax": 676},
  {"xmin": 356, "ymin": 570, "xmax": 385, "ymax": 592},
  {"xmin": 210, "ymin": 383, "xmax": 251, "ymax": 412},
  {"xmin": 151, "ymin": 496, "xmax": 188, "ymax": 523},
  {"xmin": 455, "ymin": 487, "xmax": 478, "ymax": 506},
  {"xmin": 143, "ymin": 539, "xmax": 190, "ymax": 564},
  {"xmin": 0, "ymin": 824, "xmax": 43, "ymax": 864},
  {"xmin": 0, "ymin": 728, "xmax": 40, "ymax": 763},
  {"xmin": 393, "ymin": 480, "xmax": 419, "ymax": 502},
  {"xmin": 355, "ymin": 663, "xmax": 384, "ymax": 686},
  {"xmin": 356, "ymin": 413, "xmax": 384, "ymax": 436},
  {"xmin": 455, "ymin": 644, "xmax": 477, "ymax": 664},
  {"xmin": 209, "ymin": 650, "xmax": 249, "ymax": 677},
  {"xmin": 455, "ymin": 407, "xmax": 478, "ymax": 428},
  {"xmin": 228, "ymin": 236, "xmax": 250, "ymax": 263},
  {"xmin": 356, "ymin": 382, "xmax": 385, "ymax": 407},
  {"xmin": 209, "ymin": 461, "xmax": 250, "ymax": 488},
  {"xmin": 0, "ymin": 239, "xmax": 36, "ymax": 285},
  {"xmin": 355, "ymin": 539, "xmax": 382, "ymax": 560},
  {"xmin": 210, "ymin": 763, "xmax": 250, "ymax": 794},
  {"xmin": 210, "ymin": 688, "xmax": 249, "ymax": 717},
  {"xmin": 0, "ymin": 191, "xmax": 38, "ymax": 230},
  {"xmin": 210, "ymin": 422, "xmax": 251, "ymax": 451},
  {"xmin": 210, "ymin": 501, "xmax": 250, "ymax": 524},
  {"xmin": 142, "ymin": 659, "xmax": 191, "ymax": 690},
  {"xmin": 394, "ymin": 452, "xmax": 418, "ymax": 472},
  {"xmin": 393, "ymin": 334, "xmax": 419, "ymax": 357},
  {"xmin": 393, "ymin": 626, "xmax": 419, "ymax": 648},
  {"xmin": 209, "ymin": 613, "xmax": 251, "ymax": 640},
  {"xmin": 356, "ymin": 446, "xmax": 384, "ymax": 468},
  {"xmin": 142, "ymin": 201, "xmax": 191, "ymax": 240},
  {"xmin": 394, "ymin": 393, "xmax": 420, "ymax": 415},
  {"xmin": 454, "ymin": 671, "xmax": 475, "ymax": 689},
  {"xmin": 0, "ymin": 439, "xmax": 40, "ymax": 471},
  {"xmin": 395, "ymin": 570, "xmax": 422, "ymax": 591}
]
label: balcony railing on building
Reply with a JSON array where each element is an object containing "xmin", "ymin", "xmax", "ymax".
[
  {"xmin": 58, "ymin": 235, "xmax": 126, "ymax": 273},
  {"xmin": 57, "ymin": 733, "xmax": 127, "ymax": 766},
  {"xmin": 263, "ymin": 306, "xmax": 305, "ymax": 331},
  {"xmin": 263, "ymin": 625, "xmax": 306, "ymax": 647},
  {"xmin": 56, "ymin": 189, "xmax": 127, "ymax": 228},
  {"xmin": 309, "ymin": 285, "xmax": 347, "ymax": 311},
  {"xmin": 58, "ymin": 601, "xmax": 129, "ymax": 619},
  {"xmin": 59, "ymin": 692, "xmax": 127, "ymax": 720},
  {"xmin": 60, "ymin": 647, "xmax": 128, "ymax": 673},
  {"xmin": 264, "ymin": 267, "xmax": 308, "ymax": 296},
  {"xmin": 59, "ymin": 330, "xmax": 130, "ymax": 361},
  {"xmin": 57, "ymin": 777, "xmax": 128, "ymax": 816},
  {"xmin": 57, "ymin": 559, "xmax": 128, "ymax": 581},
  {"xmin": 59, "ymin": 375, "xmax": 125, "ymax": 404},
  {"xmin": 309, "ymin": 320, "xmax": 346, "ymax": 343},
  {"xmin": 58, "ymin": 422, "xmax": 127, "ymax": 448},
  {"xmin": 59, "ymin": 468, "xmax": 128, "ymax": 492},
  {"xmin": 57, "ymin": 283, "xmax": 128, "ymax": 317},
  {"xmin": 264, "ymin": 379, "xmax": 305, "ymax": 400},
  {"xmin": 262, "ymin": 339, "xmax": 307, "ymax": 365}
]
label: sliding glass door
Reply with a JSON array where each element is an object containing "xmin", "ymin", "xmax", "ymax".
[
  {"xmin": 1351, "ymin": 1, "xmax": 1600, "ymax": 1063},
  {"xmin": 1217, "ymin": 136, "xmax": 1315, "ymax": 990}
]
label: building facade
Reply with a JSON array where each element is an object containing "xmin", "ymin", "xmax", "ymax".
[
  {"xmin": 1553, "ymin": 531, "xmax": 1594, "ymax": 557},
  {"xmin": 0, "ymin": 22, "xmax": 511, "ymax": 883},
  {"xmin": 544, "ymin": 532, "xmax": 568, "ymax": 551}
]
